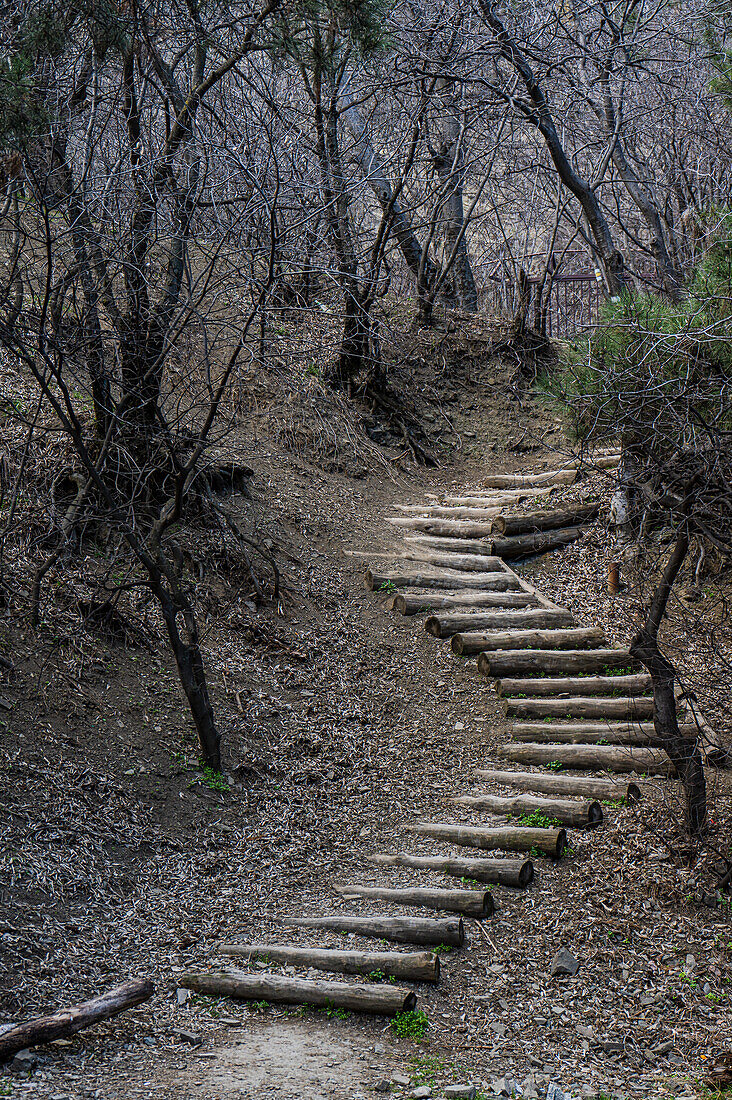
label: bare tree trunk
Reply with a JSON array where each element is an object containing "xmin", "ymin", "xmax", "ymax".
[
  {"xmin": 629, "ymin": 522, "xmax": 707, "ymax": 834},
  {"xmin": 477, "ymin": 2, "xmax": 627, "ymax": 297},
  {"xmin": 158, "ymin": 584, "xmax": 222, "ymax": 773},
  {"xmin": 432, "ymin": 81, "xmax": 477, "ymax": 312}
]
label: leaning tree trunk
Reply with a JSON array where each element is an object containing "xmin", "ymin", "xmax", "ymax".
[
  {"xmin": 629, "ymin": 522, "xmax": 707, "ymax": 834},
  {"xmin": 158, "ymin": 585, "xmax": 221, "ymax": 772}
]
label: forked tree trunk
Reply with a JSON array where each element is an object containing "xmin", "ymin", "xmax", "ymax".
[
  {"xmin": 629, "ymin": 522, "xmax": 707, "ymax": 835},
  {"xmin": 159, "ymin": 587, "xmax": 221, "ymax": 772}
]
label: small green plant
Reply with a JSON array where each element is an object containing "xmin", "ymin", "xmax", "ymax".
[
  {"xmin": 365, "ymin": 969, "xmax": 396, "ymax": 983},
  {"xmin": 410, "ymin": 1053, "xmax": 446, "ymax": 1084},
  {"xmin": 433, "ymin": 944, "xmax": 454, "ymax": 954},
  {"xmin": 516, "ymin": 809, "xmax": 561, "ymax": 828},
  {"xmin": 322, "ymin": 1003, "xmax": 349, "ymax": 1019},
  {"xmin": 546, "ymin": 760, "xmax": 564, "ymax": 771},
  {"xmin": 379, "ymin": 580, "xmax": 397, "ymax": 593},
  {"xmin": 199, "ymin": 766, "xmax": 230, "ymax": 792},
  {"xmin": 391, "ymin": 1009, "xmax": 429, "ymax": 1040},
  {"xmin": 250, "ymin": 1000, "xmax": 269, "ymax": 1011}
]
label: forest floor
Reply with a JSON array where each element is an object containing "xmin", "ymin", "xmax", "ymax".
[{"xmin": 1, "ymin": 315, "xmax": 731, "ymax": 1100}]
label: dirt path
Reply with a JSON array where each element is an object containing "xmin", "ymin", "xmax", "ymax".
[{"xmin": 3, "ymin": 446, "xmax": 731, "ymax": 1100}]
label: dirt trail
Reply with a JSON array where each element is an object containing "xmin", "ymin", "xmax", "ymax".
[{"xmin": 2, "ymin": 405, "xmax": 731, "ymax": 1100}]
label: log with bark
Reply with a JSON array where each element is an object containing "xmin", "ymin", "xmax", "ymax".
[
  {"xmin": 281, "ymin": 915, "xmax": 465, "ymax": 947},
  {"xmin": 405, "ymin": 535, "xmax": 496, "ymax": 556},
  {"xmin": 368, "ymin": 852, "xmax": 534, "ymax": 887},
  {"xmin": 477, "ymin": 648, "xmax": 638, "ymax": 677},
  {"xmin": 482, "ymin": 469, "xmax": 579, "ymax": 489},
  {"xmin": 504, "ymin": 695, "xmax": 655, "ymax": 720},
  {"xmin": 178, "ymin": 970, "xmax": 416, "ymax": 1016},
  {"xmin": 333, "ymin": 884, "xmax": 494, "ymax": 918},
  {"xmin": 410, "ymin": 821, "xmax": 567, "ymax": 858},
  {"xmin": 496, "ymin": 742, "xmax": 676, "ymax": 776},
  {"xmin": 216, "ymin": 945, "xmax": 440, "ymax": 982},
  {"xmin": 365, "ymin": 568, "xmax": 515, "ymax": 592},
  {"xmin": 492, "ymin": 527, "xmax": 589, "ymax": 559},
  {"xmin": 0, "ymin": 979, "xmax": 155, "ymax": 1063},
  {"xmin": 402, "ymin": 550, "xmax": 505, "ymax": 572},
  {"xmin": 443, "ymin": 488, "xmax": 554, "ymax": 506},
  {"xmin": 509, "ymin": 723, "xmax": 658, "ymax": 746},
  {"xmin": 475, "ymin": 768, "xmax": 642, "ymax": 802},
  {"xmin": 451, "ymin": 627, "xmax": 606, "ymax": 656},
  {"xmin": 492, "ymin": 503, "xmax": 601, "ymax": 537},
  {"xmin": 394, "ymin": 505, "xmax": 500, "ymax": 519},
  {"xmin": 496, "ymin": 673, "xmax": 652, "ymax": 697},
  {"xmin": 388, "ymin": 517, "xmax": 496, "ymax": 538},
  {"xmin": 451, "ymin": 792, "xmax": 603, "ymax": 829},
  {"xmin": 389, "ymin": 591, "xmax": 538, "ymax": 615},
  {"xmin": 427, "ymin": 608, "xmax": 574, "ymax": 639}
]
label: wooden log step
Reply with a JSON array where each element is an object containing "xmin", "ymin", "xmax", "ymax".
[
  {"xmin": 443, "ymin": 488, "xmax": 554, "ymax": 506},
  {"xmin": 389, "ymin": 518, "xmax": 496, "ymax": 538},
  {"xmin": 510, "ymin": 723, "xmax": 658, "ymax": 746},
  {"xmin": 493, "ymin": 503, "xmax": 601, "ymax": 537},
  {"xmin": 452, "ymin": 627, "xmax": 606, "ymax": 656},
  {"xmin": 368, "ymin": 852, "xmax": 534, "ymax": 888},
  {"xmin": 281, "ymin": 915, "xmax": 464, "ymax": 947},
  {"xmin": 333, "ymin": 884, "xmax": 494, "ymax": 918},
  {"xmin": 452, "ymin": 792, "xmax": 603, "ymax": 829},
  {"xmin": 428, "ymin": 609, "xmax": 574, "ymax": 639},
  {"xmin": 389, "ymin": 591, "xmax": 539, "ymax": 615},
  {"xmin": 178, "ymin": 970, "xmax": 416, "ymax": 1016},
  {"xmin": 475, "ymin": 768, "xmax": 642, "ymax": 802},
  {"xmin": 405, "ymin": 535, "xmax": 496, "ymax": 556},
  {"xmin": 496, "ymin": 673, "xmax": 652, "ymax": 697},
  {"xmin": 365, "ymin": 568, "xmax": 514, "ymax": 592},
  {"xmin": 403, "ymin": 550, "xmax": 507, "ymax": 572},
  {"xmin": 496, "ymin": 742, "xmax": 675, "ymax": 776},
  {"xmin": 410, "ymin": 822, "xmax": 567, "ymax": 858},
  {"xmin": 0, "ymin": 979, "xmax": 155, "ymax": 1063},
  {"xmin": 504, "ymin": 695, "xmax": 654, "ymax": 720},
  {"xmin": 493, "ymin": 527, "xmax": 589, "ymax": 559},
  {"xmin": 394, "ymin": 505, "xmax": 500, "ymax": 519},
  {"xmin": 216, "ymin": 944, "xmax": 440, "ymax": 982},
  {"xmin": 482, "ymin": 469, "xmax": 579, "ymax": 489},
  {"xmin": 478, "ymin": 648, "xmax": 638, "ymax": 677}
]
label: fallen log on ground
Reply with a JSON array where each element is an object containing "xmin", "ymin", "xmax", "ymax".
[
  {"xmin": 216, "ymin": 945, "xmax": 440, "ymax": 982},
  {"xmin": 477, "ymin": 648, "xmax": 637, "ymax": 677},
  {"xmin": 504, "ymin": 695, "xmax": 654, "ymax": 720},
  {"xmin": 368, "ymin": 852, "xmax": 534, "ymax": 887},
  {"xmin": 452, "ymin": 626, "xmax": 605, "ymax": 656},
  {"xmin": 475, "ymin": 768, "xmax": 642, "ymax": 802},
  {"xmin": 496, "ymin": 673, "xmax": 652, "ymax": 697},
  {"xmin": 389, "ymin": 591, "xmax": 538, "ymax": 615},
  {"xmin": 365, "ymin": 568, "xmax": 515, "ymax": 592},
  {"xmin": 281, "ymin": 915, "xmax": 464, "ymax": 947},
  {"xmin": 333, "ymin": 884, "xmax": 494, "ymax": 918},
  {"xmin": 496, "ymin": 742, "xmax": 676, "ymax": 776},
  {"xmin": 0, "ymin": 979, "xmax": 155, "ymax": 1063},
  {"xmin": 427, "ymin": 608, "xmax": 574, "ymax": 639},
  {"xmin": 451, "ymin": 792, "xmax": 603, "ymax": 829},
  {"xmin": 410, "ymin": 822, "xmax": 567, "ymax": 858},
  {"xmin": 178, "ymin": 970, "xmax": 416, "ymax": 1016},
  {"xmin": 492, "ymin": 503, "xmax": 601, "ymax": 537},
  {"xmin": 492, "ymin": 526, "xmax": 589, "ymax": 559},
  {"xmin": 388, "ymin": 518, "xmax": 496, "ymax": 538}
]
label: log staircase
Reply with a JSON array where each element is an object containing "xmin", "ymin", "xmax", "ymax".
[{"xmin": 178, "ymin": 452, "xmax": 725, "ymax": 1028}]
